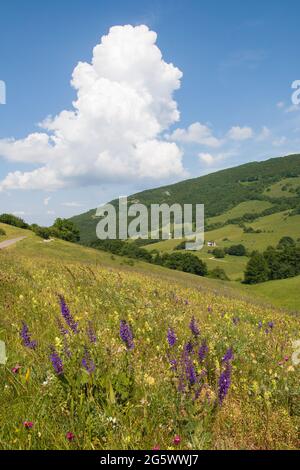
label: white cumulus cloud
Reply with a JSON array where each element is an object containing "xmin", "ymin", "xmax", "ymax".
[
  {"xmin": 167, "ymin": 122, "xmax": 222, "ymax": 148},
  {"xmin": 256, "ymin": 126, "xmax": 271, "ymax": 141},
  {"xmin": 198, "ymin": 150, "xmax": 237, "ymax": 166},
  {"xmin": 198, "ymin": 153, "xmax": 216, "ymax": 165},
  {"xmin": 0, "ymin": 25, "xmax": 186, "ymax": 191},
  {"xmin": 227, "ymin": 126, "xmax": 253, "ymax": 141}
]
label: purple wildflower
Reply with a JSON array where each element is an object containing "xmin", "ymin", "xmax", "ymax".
[
  {"xmin": 184, "ymin": 340, "xmax": 194, "ymax": 355},
  {"xmin": 120, "ymin": 320, "xmax": 134, "ymax": 350},
  {"xmin": 232, "ymin": 317, "xmax": 240, "ymax": 325},
  {"xmin": 169, "ymin": 358, "xmax": 177, "ymax": 372},
  {"xmin": 222, "ymin": 348, "xmax": 234, "ymax": 363},
  {"xmin": 81, "ymin": 347, "xmax": 95, "ymax": 374},
  {"xmin": 86, "ymin": 321, "xmax": 97, "ymax": 344},
  {"xmin": 186, "ymin": 361, "xmax": 197, "ymax": 386},
  {"xmin": 189, "ymin": 317, "xmax": 200, "ymax": 337},
  {"xmin": 218, "ymin": 362, "xmax": 231, "ymax": 405},
  {"xmin": 182, "ymin": 343, "xmax": 197, "ymax": 387},
  {"xmin": 57, "ymin": 318, "xmax": 69, "ymax": 336},
  {"xmin": 268, "ymin": 321, "xmax": 274, "ymax": 330},
  {"xmin": 167, "ymin": 328, "xmax": 177, "ymax": 347},
  {"xmin": 198, "ymin": 341, "xmax": 208, "ymax": 363},
  {"xmin": 258, "ymin": 321, "xmax": 263, "ymax": 329},
  {"xmin": 20, "ymin": 322, "xmax": 37, "ymax": 349},
  {"xmin": 58, "ymin": 295, "xmax": 79, "ymax": 334},
  {"xmin": 50, "ymin": 347, "xmax": 64, "ymax": 375}
]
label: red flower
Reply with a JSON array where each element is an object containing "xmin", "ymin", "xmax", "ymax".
[
  {"xmin": 66, "ymin": 432, "xmax": 75, "ymax": 441},
  {"xmin": 12, "ymin": 365, "xmax": 21, "ymax": 374},
  {"xmin": 173, "ymin": 435, "xmax": 181, "ymax": 445},
  {"xmin": 152, "ymin": 445, "xmax": 160, "ymax": 450},
  {"xmin": 23, "ymin": 421, "xmax": 33, "ymax": 429}
]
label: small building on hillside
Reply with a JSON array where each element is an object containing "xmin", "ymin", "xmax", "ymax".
[{"xmin": 207, "ymin": 241, "xmax": 217, "ymax": 247}]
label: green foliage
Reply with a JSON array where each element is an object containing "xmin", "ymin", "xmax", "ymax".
[
  {"xmin": 291, "ymin": 204, "xmax": 300, "ymax": 215},
  {"xmin": 0, "ymin": 215, "xmax": 81, "ymax": 244},
  {"xmin": 212, "ymin": 248, "xmax": 225, "ymax": 259},
  {"xmin": 91, "ymin": 239, "xmax": 152, "ymax": 262},
  {"xmin": 31, "ymin": 225, "xmax": 51, "ymax": 240},
  {"xmin": 264, "ymin": 242, "xmax": 300, "ymax": 281},
  {"xmin": 51, "ymin": 218, "xmax": 80, "ymax": 243},
  {"xmin": 243, "ymin": 226, "xmax": 262, "ymax": 234},
  {"xmin": 245, "ymin": 242, "xmax": 300, "ymax": 285},
  {"xmin": 0, "ymin": 213, "xmax": 28, "ymax": 229},
  {"xmin": 161, "ymin": 252, "xmax": 208, "ymax": 276},
  {"xmin": 91, "ymin": 239, "xmax": 207, "ymax": 277},
  {"xmin": 174, "ymin": 240, "xmax": 190, "ymax": 250},
  {"xmin": 277, "ymin": 236, "xmax": 296, "ymax": 249},
  {"xmin": 244, "ymin": 252, "xmax": 269, "ymax": 284},
  {"xmin": 208, "ymin": 267, "xmax": 229, "ymax": 280},
  {"xmin": 225, "ymin": 244, "xmax": 247, "ymax": 256}
]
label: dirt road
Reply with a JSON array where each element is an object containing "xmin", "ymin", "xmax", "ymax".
[{"xmin": 0, "ymin": 237, "xmax": 27, "ymax": 250}]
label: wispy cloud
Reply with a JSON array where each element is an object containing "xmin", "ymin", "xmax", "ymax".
[
  {"xmin": 220, "ymin": 49, "xmax": 266, "ymax": 71},
  {"xmin": 61, "ymin": 202, "xmax": 84, "ymax": 208}
]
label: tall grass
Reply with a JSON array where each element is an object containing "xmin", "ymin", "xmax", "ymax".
[{"xmin": 0, "ymin": 251, "xmax": 299, "ymax": 449}]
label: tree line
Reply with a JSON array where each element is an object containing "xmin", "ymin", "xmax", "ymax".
[
  {"xmin": 90, "ymin": 239, "xmax": 208, "ymax": 277},
  {"xmin": 0, "ymin": 213, "xmax": 80, "ymax": 243},
  {"xmin": 244, "ymin": 237, "xmax": 300, "ymax": 284}
]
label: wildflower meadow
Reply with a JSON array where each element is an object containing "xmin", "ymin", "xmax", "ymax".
[{"xmin": 0, "ymin": 249, "xmax": 299, "ymax": 450}]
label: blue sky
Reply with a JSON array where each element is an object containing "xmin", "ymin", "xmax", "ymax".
[{"xmin": 0, "ymin": 0, "xmax": 300, "ymax": 225}]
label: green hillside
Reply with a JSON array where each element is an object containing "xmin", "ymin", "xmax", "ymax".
[
  {"xmin": 0, "ymin": 222, "xmax": 300, "ymax": 450},
  {"xmin": 70, "ymin": 154, "xmax": 300, "ymax": 244},
  {"xmin": 1, "ymin": 222, "xmax": 299, "ymax": 312},
  {"xmin": 69, "ymin": 154, "xmax": 300, "ymax": 291}
]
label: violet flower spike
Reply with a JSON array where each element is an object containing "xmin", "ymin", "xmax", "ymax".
[
  {"xmin": 189, "ymin": 316, "xmax": 200, "ymax": 337},
  {"xmin": 50, "ymin": 347, "xmax": 64, "ymax": 375},
  {"xmin": 186, "ymin": 360, "xmax": 197, "ymax": 386},
  {"xmin": 58, "ymin": 295, "xmax": 79, "ymax": 334},
  {"xmin": 20, "ymin": 322, "xmax": 37, "ymax": 349},
  {"xmin": 120, "ymin": 320, "xmax": 134, "ymax": 350},
  {"xmin": 167, "ymin": 328, "xmax": 177, "ymax": 347},
  {"xmin": 218, "ymin": 362, "xmax": 231, "ymax": 405},
  {"xmin": 198, "ymin": 341, "xmax": 208, "ymax": 363},
  {"xmin": 184, "ymin": 340, "xmax": 194, "ymax": 355},
  {"xmin": 222, "ymin": 348, "xmax": 234, "ymax": 363},
  {"xmin": 81, "ymin": 347, "xmax": 95, "ymax": 374}
]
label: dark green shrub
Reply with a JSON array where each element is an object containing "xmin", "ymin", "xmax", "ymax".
[{"xmin": 244, "ymin": 252, "xmax": 269, "ymax": 284}]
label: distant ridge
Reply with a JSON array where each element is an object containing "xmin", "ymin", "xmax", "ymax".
[{"xmin": 70, "ymin": 154, "xmax": 300, "ymax": 244}]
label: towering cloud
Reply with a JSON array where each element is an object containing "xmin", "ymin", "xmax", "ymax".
[{"xmin": 0, "ymin": 25, "xmax": 185, "ymax": 191}]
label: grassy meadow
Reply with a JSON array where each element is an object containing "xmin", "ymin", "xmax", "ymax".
[
  {"xmin": 263, "ymin": 177, "xmax": 300, "ymax": 198},
  {"xmin": 142, "ymin": 210, "xmax": 300, "ymax": 284},
  {"xmin": 0, "ymin": 224, "xmax": 300, "ymax": 450}
]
